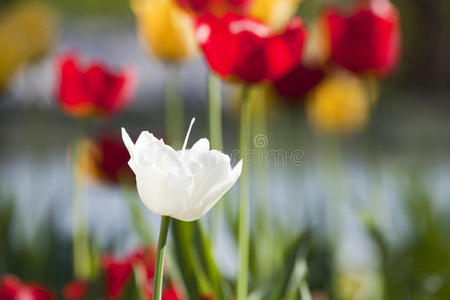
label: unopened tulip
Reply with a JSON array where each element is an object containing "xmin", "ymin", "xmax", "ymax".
[
  {"xmin": 62, "ymin": 280, "xmax": 88, "ymax": 300},
  {"xmin": 122, "ymin": 118, "xmax": 242, "ymax": 222},
  {"xmin": 196, "ymin": 13, "xmax": 306, "ymax": 83},
  {"xmin": 0, "ymin": 2, "xmax": 56, "ymax": 90},
  {"xmin": 77, "ymin": 133, "xmax": 135, "ymax": 185},
  {"xmin": 0, "ymin": 275, "xmax": 54, "ymax": 300},
  {"xmin": 132, "ymin": 0, "xmax": 198, "ymax": 61},
  {"xmin": 56, "ymin": 53, "xmax": 136, "ymax": 118},
  {"xmin": 306, "ymin": 73, "xmax": 369, "ymax": 134},
  {"xmin": 101, "ymin": 247, "xmax": 157, "ymax": 299},
  {"xmin": 322, "ymin": 0, "xmax": 401, "ymax": 77}
]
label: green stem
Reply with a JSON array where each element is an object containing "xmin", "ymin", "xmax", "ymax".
[
  {"xmin": 72, "ymin": 120, "xmax": 90, "ymax": 279},
  {"xmin": 208, "ymin": 72, "xmax": 224, "ymax": 238},
  {"xmin": 237, "ymin": 86, "xmax": 251, "ymax": 300},
  {"xmin": 208, "ymin": 72, "xmax": 223, "ymax": 150},
  {"xmin": 153, "ymin": 216, "xmax": 171, "ymax": 300},
  {"xmin": 299, "ymin": 281, "xmax": 312, "ymax": 300},
  {"xmin": 165, "ymin": 67, "xmax": 184, "ymax": 149}
]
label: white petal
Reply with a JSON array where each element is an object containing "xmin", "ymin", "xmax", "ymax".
[
  {"xmin": 121, "ymin": 128, "xmax": 137, "ymax": 173},
  {"xmin": 131, "ymin": 131, "xmax": 193, "ymax": 217},
  {"xmin": 174, "ymin": 151, "xmax": 241, "ymax": 221},
  {"xmin": 191, "ymin": 138, "xmax": 210, "ymax": 153},
  {"xmin": 185, "ymin": 160, "xmax": 242, "ymax": 221}
]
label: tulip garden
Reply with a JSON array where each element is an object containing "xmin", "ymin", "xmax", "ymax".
[{"xmin": 1, "ymin": 0, "xmax": 450, "ymax": 299}]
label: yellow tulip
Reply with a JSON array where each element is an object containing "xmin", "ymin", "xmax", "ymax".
[
  {"xmin": 0, "ymin": 30, "xmax": 27, "ymax": 91},
  {"xmin": 248, "ymin": 0, "xmax": 302, "ymax": 31},
  {"xmin": 0, "ymin": 2, "xmax": 56, "ymax": 90},
  {"xmin": 337, "ymin": 272, "xmax": 383, "ymax": 300},
  {"xmin": 306, "ymin": 73, "xmax": 370, "ymax": 135},
  {"xmin": 132, "ymin": 0, "xmax": 198, "ymax": 62},
  {"xmin": 0, "ymin": 2, "xmax": 56, "ymax": 60}
]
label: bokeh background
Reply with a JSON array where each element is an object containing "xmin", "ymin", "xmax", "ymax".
[{"xmin": 1, "ymin": 0, "xmax": 450, "ymax": 299}]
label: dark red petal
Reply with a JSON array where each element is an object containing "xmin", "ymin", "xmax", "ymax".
[
  {"xmin": 101, "ymin": 255, "xmax": 134, "ymax": 299},
  {"xmin": 0, "ymin": 275, "xmax": 22, "ymax": 299},
  {"xmin": 176, "ymin": 0, "xmax": 249, "ymax": 15},
  {"xmin": 264, "ymin": 18, "xmax": 306, "ymax": 81},
  {"xmin": 325, "ymin": 0, "xmax": 400, "ymax": 76},
  {"xmin": 232, "ymin": 28, "xmax": 268, "ymax": 83},
  {"xmin": 101, "ymin": 69, "xmax": 136, "ymax": 116},
  {"xmin": 274, "ymin": 63, "xmax": 325, "ymax": 101},
  {"xmin": 94, "ymin": 133, "xmax": 135, "ymax": 184},
  {"xmin": 28, "ymin": 284, "xmax": 54, "ymax": 300}
]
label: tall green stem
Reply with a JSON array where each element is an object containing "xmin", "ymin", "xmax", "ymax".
[
  {"xmin": 208, "ymin": 73, "xmax": 223, "ymax": 150},
  {"xmin": 208, "ymin": 72, "xmax": 224, "ymax": 238},
  {"xmin": 165, "ymin": 67, "xmax": 184, "ymax": 149},
  {"xmin": 237, "ymin": 86, "xmax": 251, "ymax": 300},
  {"xmin": 153, "ymin": 216, "xmax": 171, "ymax": 300},
  {"xmin": 72, "ymin": 120, "xmax": 90, "ymax": 279}
]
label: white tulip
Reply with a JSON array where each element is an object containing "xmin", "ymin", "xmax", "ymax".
[{"xmin": 121, "ymin": 118, "xmax": 242, "ymax": 222}]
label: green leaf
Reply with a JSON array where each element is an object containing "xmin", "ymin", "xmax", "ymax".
[{"xmin": 266, "ymin": 232, "xmax": 309, "ymax": 300}]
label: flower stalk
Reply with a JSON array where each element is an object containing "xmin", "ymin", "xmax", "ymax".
[
  {"xmin": 165, "ymin": 67, "xmax": 184, "ymax": 149},
  {"xmin": 237, "ymin": 86, "xmax": 251, "ymax": 300},
  {"xmin": 153, "ymin": 215, "xmax": 171, "ymax": 300},
  {"xmin": 72, "ymin": 120, "xmax": 91, "ymax": 279},
  {"xmin": 208, "ymin": 72, "xmax": 223, "ymax": 150}
]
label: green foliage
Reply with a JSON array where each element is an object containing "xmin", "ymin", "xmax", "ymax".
[{"xmin": 368, "ymin": 175, "xmax": 450, "ymax": 300}]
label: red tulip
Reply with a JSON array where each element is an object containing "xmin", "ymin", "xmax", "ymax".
[
  {"xmin": 0, "ymin": 275, "xmax": 54, "ymax": 300},
  {"xmin": 160, "ymin": 286, "xmax": 183, "ymax": 300},
  {"xmin": 62, "ymin": 280, "xmax": 87, "ymax": 300},
  {"xmin": 85, "ymin": 133, "xmax": 135, "ymax": 185},
  {"xmin": 101, "ymin": 247, "xmax": 156, "ymax": 299},
  {"xmin": 56, "ymin": 53, "xmax": 136, "ymax": 118},
  {"xmin": 323, "ymin": 0, "xmax": 400, "ymax": 77},
  {"xmin": 176, "ymin": 0, "xmax": 250, "ymax": 16},
  {"xmin": 196, "ymin": 13, "xmax": 306, "ymax": 83},
  {"xmin": 146, "ymin": 285, "xmax": 183, "ymax": 300},
  {"xmin": 273, "ymin": 63, "xmax": 325, "ymax": 102}
]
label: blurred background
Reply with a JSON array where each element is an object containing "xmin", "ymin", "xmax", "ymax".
[{"xmin": 0, "ymin": 0, "xmax": 450, "ymax": 299}]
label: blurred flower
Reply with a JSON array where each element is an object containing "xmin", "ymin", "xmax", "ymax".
[
  {"xmin": 0, "ymin": 2, "xmax": 56, "ymax": 91},
  {"xmin": 175, "ymin": 0, "xmax": 250, "ymax": 16},
  {"xmin": 122, "ymin": 118, "xmax": 242, "ymax": 222},
  {"xmin": 0, "ymin": 275, "xmax": 54, "ymax": 300},
  {"xmin": 0, "ymin": 29, "xmax": 27, "ymax": 91},
  {"xmin": 322, "ymin": 0, "xmax": 401, "ymax": 77},
  {"xmin": 156, "ymin": 285, "xmax": 183, "ymax": 300},
  {"xmin": 273, "ymin": 63, "xmax": 325, "ymax": 103},
  {"xmin": 56, "ymin": 53, "xmax": 136, "ymax": 118},
  {"xmin": 62, "ymin": 280, "xmax": 88, "ymax": 300},
  {"xmin": 196, "ymin": 13, "xmax": 306, "ymax": 83},
  {"xmin": 306, "ymin": 72, "xmax": 369, "ymax": 135},
  {"xmin": 77, "ymin": 133, "xmax": 135, "ymax": 185},
  {"xmin": 248, "ymin": 0, "xmax": 301, "ymax": 31},
  {"xmin": 101, "ymin": 247, "xmax": 156, "ymax": 299},
  {"xmin": 132, "ymin": 0, "xmax": 198, "ymax": 62},
  {"xmin": 336, "ymin": 272, "xmax": 383, "ymax": 300}
]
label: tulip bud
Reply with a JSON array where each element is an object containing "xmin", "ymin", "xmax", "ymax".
[{"xmin": 132, "ymin": 0, "xmax": 198, "ymax": 62}]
